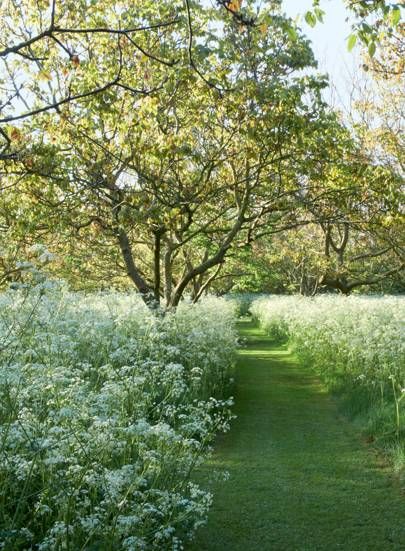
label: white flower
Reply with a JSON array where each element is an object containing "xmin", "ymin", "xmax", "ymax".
[
  {"xmin": 38, "ymin": 251, "xmax": 56, "ymax": 264},
  {"xmin": 0, "ymin": 290, "xmax": 237, "ymax": 549}
]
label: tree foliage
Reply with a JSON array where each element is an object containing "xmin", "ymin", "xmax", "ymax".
[{"xmin": 0, "ymin": 0, "xmax": 403, "ymax": 302}]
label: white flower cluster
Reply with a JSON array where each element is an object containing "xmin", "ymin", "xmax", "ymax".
[
  {"xmin": 251, "ymin": 294, "xmax": 405, "ymax": 404},
  {"xmin": 9, "ymin": 245, "xmax": 57, "ymax": 292},
  {"xmin": 0, "ymin": 286, "xmax": 237, "ymax": 550}
]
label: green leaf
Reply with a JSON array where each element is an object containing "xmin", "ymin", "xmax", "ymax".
[
  {"xmin": 314, "ymin": 7, "xmax": 325, "ymax": 23},
  {"xmin": 304, "ymin": 11, "xmax": 317, "ymax": 28},
  {"xmin": 195, "ymin": 45, "xmax": 212, "ymax": 60},
  {"xmin": 347, "ymin": 34, "xmax": 357, "ymax": 52},
  {"xmin": 368, "ymin": 42, "xmax": 376, "ymax": 57},
  {"xmin": 391, "ymin": 8, "xmax": 401, "ymax": 26},
  {"xmin": 286, "ymin": 25, "xmax": 298, "ymax": 41}
]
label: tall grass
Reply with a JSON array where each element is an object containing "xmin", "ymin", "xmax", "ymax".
[
  {"xmin": 251, "ymin": 295, "xmax": 405, "ymax": 471},
  {"xmin": 0, "ymin": 282, "xmax": 237, "ymax": 550}
]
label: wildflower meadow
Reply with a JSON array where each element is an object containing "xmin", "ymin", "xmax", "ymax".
[
  {"xmin": 1, "ymin": 0, "xmax": 404, "ymax": 547},
  {"xmin": 0, "ymin": 282, "xmax": 237, "ymax": 550},
  {"xmin": 251, "ymin": 295, "xmax": 405, "ymax": 468}
]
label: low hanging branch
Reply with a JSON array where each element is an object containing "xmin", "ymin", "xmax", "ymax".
[
  {"xmin": 0, "ymin": 0, "xmax": 254, "ymax": 127},
  {"xmin": 193, "ymin": 263, "xmax": 223, "ymax": 303}
]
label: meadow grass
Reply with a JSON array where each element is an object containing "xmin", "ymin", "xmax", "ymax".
[
  {"xmin": 251, "ymin": 295, "xmax": 405, "ymax": 470},
  {"xmin": 191, "ymin": 320, "xmax": 405, "ymax": 551}
]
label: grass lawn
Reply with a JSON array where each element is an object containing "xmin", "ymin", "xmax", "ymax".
[{"xmin": 189, "ymin": 320, "xmax": 405, "ymax": 550}]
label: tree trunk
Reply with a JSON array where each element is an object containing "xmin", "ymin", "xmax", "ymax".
[
  {"xmin": 116, "ymin": 227, "xmax": 154, "ymax": 304},
  {"xmin": 153, "ymin": 229, "xmax": 164, "ymax": 305}
]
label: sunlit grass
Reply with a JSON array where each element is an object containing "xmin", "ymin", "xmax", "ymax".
[
  {"xmin": 251, "ymin": 295, "xmax": 405, "ymax": 469},
  {"xmin": 191, "ymin": 321, "xmax": 405, "ymax": 551}
]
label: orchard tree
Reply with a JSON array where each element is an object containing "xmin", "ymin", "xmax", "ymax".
[
  {"xmin": 306, "ymin": 0, "xmax": 403, "ymax": 55},
  {"xmin": 302, "ymin": 151, "xmax": 404, "ymax": 295},
  {"xmin": 2, "ymin": 0, "xmax": 402, "ymax": 301},
  {"xmin": 1, "ymin": 0, "xmax": 340, "ymax": 306},
  {"xmin": 214, "ymin": 109, "xmax": 405, "ymax": 297}
]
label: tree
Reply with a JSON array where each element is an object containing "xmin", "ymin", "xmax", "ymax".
[
  {"xmin": 307, "ymin": 0, "xmax": 403, "ymax": 56},
  {"xmin": 210, "ymin": 109, "xmax": 405, "ymax": 297},
  {"xmin": 301, "ymin": 130, "xmax": 404, "ymax": 295},
  {"xmin": 1, "ymin": 0, "xmax": 339, "ymax": 307},
  {"xmin": 344, "ymin": 0, "xmax": 403, "ymax": 55},
  {"xmin": 3, "ymin": 1, "xmax": 401, "ymax": 302}
]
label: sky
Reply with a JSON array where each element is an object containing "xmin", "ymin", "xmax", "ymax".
[{"xmin": 283, "ymin": 0, "xmax": 357, "ymax": 109}]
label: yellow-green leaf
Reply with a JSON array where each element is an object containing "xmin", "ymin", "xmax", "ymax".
[{"xmin": 347, "ymin": 34, "xmax": 357, "ymax": 52}]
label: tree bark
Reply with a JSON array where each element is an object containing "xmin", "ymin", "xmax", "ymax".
[
  {"xmin": 153, "ymin": 228, "xmax": 164, "ymax": 305},
  {"xmin": 169, "ymin": 190, "xmax": 250, "ymax": 307},
  {"xmin": 116, "ymin": 227, "xmax": 153, "ymax": 302}
]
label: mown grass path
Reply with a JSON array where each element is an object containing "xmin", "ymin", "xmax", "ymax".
[{"xmin": 190, "ymin": 320, "xmax": 405, "ymax": 550}]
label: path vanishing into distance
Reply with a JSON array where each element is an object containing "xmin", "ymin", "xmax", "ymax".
[{"xmin": 190, "ymin": 320, "xmax": 405, "ymax": 551}]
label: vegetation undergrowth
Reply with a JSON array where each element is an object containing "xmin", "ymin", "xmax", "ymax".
[
  {"xmin": 190, "ymin": 320, "xmax": 405, "ymax": 551},
  {"xmin": 0, "ymin": 282, "xmax": 237, "ymax": 550},
  {"xmin": 251, "ymin": 295, "xmax": 405, "ymax": 473}
]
